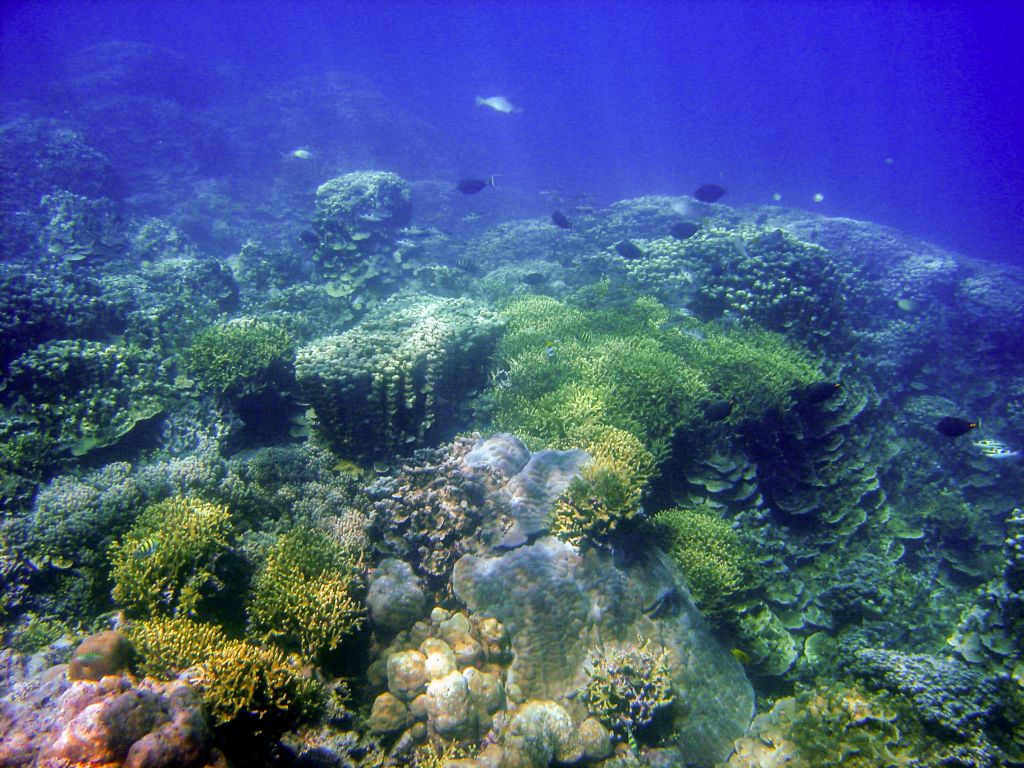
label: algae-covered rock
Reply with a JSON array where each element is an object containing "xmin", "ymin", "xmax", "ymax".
[
  {"xmin": 452, "ymin": 537, "xmax": 754, "ymax": 766},
  {"xmin": 295, "ymin": 293, "xmax": 503, "ymax": 459}
]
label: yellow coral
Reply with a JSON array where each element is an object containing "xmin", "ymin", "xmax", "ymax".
[
  {"xmin": 110, "ymin": 496, "xmax": 232, "ymax": 618},
  {"xmin": 193, "ymin": 639, "xmax": 323, "ymax": 734},
  {"xmin": 248, "ymin": 526, "xmax": 364, "ymax": 663},
  {"xmin": 128, "ymin": 615, "xmax": 228, "ymax": 679}
]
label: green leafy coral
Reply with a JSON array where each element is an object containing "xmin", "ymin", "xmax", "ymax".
[
  {"xmin": 182, "ymin": 315, "xmax": 294, "ymax": 396},
  {"xmin": 248, "ymin": 526, "xmax": 364, "ymax": 663},
  {"xmin": 4, "ymin": 339, "xmax": 169, "ymax": 458},
  {"xmin": 110, "ymin": 496, "xmax": 233, "ymax": 618},
  {"xmin": 653, "ymin": 506, "xmax": 760, "ymax": 626}
]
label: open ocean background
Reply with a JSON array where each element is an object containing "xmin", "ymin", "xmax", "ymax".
[{"xmin": 3, "ymin": 0, "xmax": 1023, "ymax": 263}]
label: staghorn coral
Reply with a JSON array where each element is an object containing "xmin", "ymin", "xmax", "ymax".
[
  {"xmin": 652, "ymin": 506, "xmax": 760, "ymax": 627},
  {"xmin": 182, "ymin": 315, "xmax": 294, "ymax": 397},
  {"xmin": 296, "ymin": 293, "xmax": 503, "ymax": 460},
  {"xmin": 110, "ymin": 496, "xmax": 233, "ymax": 618},
  {"xmin": 128, "ymin": 615, "xmax": 230, "ymax": 679},
  {"xmin": 248, "ymin": 525, "xmax": 364, "ymax": 663},
  {"xmin": 582, "ymin": 636, "xmax": 676, "ymax": 747},
  {"xmin": 191, "ymin": 639, "xmax": 324, "ymax": 737}
]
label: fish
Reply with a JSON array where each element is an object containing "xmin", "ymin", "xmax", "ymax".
[
  {"xmin": 799, "ymin": 381, "xmax": 842, "ymax": 404},
  {"xmin": 701, "ymin": 398, "xmax": 734, "ymax": 422},
  {"xmin": 298, "ymin": 230, "xmax": 320, "ymax": 249},
  {"xmin": 131, "ymin": 538, "xmax": 159, "ymax": 560},
  {"xmin": 643, "ymin": 587, "xmax": 683, "ymax": 619},
  {"xmin": 454, "ymin": 258, "xmax": 480, "ymax": 274},
  {"xmin": 476, "ymin": 95, "xmax": 519, "ymax": 113},
  {"xmin": 614, "ymin": 240, "xmax": 644, "ymax": 260},
  {"xmin": 896, "ymin": 297, "xmax": 921, "ymax": 312},
  {"xmin": 359, "ymin": 212, "xmax": 390, "ymax": 223},
  {"xmin": 457, "ymin": 177, "xmax": 495, "ymax": 194},
  {"xmin": 522, "ymin": 272, "xmax": 546, "ymax": 286},
  {"xmin": 671, "ymin": 221, "xmax": 700, "ymax": 240},
  {"xmin": 731, "ymin": 648, "xmax": 751, "ymax": 665},
  {"xmin": 286, "ymin": 148, "xmax": 314, "ymax": 160},
  {"xmin": 551, "ymin": 210, "xmax": 571, "ymax": 229},
  {"xmin": 694, "ymin": 183, "xmax": 726, "ymax": 203},
  {"xmin": 972, "ymin": 439, "xmax": 1019, "ymax": 459},
  {"xmin": 935, "ymin": 416, "xmax": 978, "ymax": 438}
]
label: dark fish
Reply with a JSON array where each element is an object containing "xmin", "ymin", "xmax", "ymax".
[
  {"xmin": 702, "ymin": 398, "xmax": 734, "ymax": 422},
  {"xmin": 694, "ymin": 183, "xmax": 726, "ymax": 203},
  {"xmin": 935, "ymin": 416, "xmax": 978, "ymax": 438},
  {"xmin": 643, "ymin": 587, "xmax": 683, "ymax": 619},
  {"xmin": 671, "ymin": 221, "xmax": 700, "ymax": 240},
  {"xmin": 551, "ymin": 210, "xmax": 571, "ymax": 229},
  {"xmin": 457, "ymin": 176, "xmax": 494, "ymax": 194},
  {"xmin": 614, "ymin": 240, "xmax": 644, "ymax": 260},
  {"xmin": 800, "ymin": 381, "xmax": 842, "ymax": 403},
  {"xmin": 298, "ymin": 230, "xmax": 319, "ymax": 249},
  {"xmin": 522, "ymin": 272, "xmax": 546, "ymax": 286}
]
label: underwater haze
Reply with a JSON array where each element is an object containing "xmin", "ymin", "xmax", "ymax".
[
  {"xmin": 4, "ymin": 1, "xmax": 1024, "ymax": 767},
  {"xmin": 3, "ymin": 0, "xmax": 1023, "ymax": 262}
]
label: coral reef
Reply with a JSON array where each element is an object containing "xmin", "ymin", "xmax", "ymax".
[
  {"xmin": 296, "ymin": 293, "xmax": 502, "ymax": 459},
  {"xmin": 652, "ymin": 506, "xmax": 759, "ymax": 626},
  {"xmin": 452, "ymin": 536, "xmax": 753, "ymax": 765},
  {"xmin": 40, "ymin": 189, "xmax": 125, "ymax": 265},
  {"xmin": 1, "ymin": 674, "xmax": 224, "ymax": 768},
  {"xmin": 248, "ymin": 526, "xmax": 364, "ymax": 663},
  {"xmin": 4, "ymin": 339, "xmax": 170, "ymax": 459},
  {"xmin": 182, "ymin": 315, "xmax": 294, "ymax": 397},
  {"xmin": 310, "ymin": 170, "xmax": 413, "ymax": 308},
  {"xmin": 581, "ymin": 636, "xmax": 676, "ymax": 746},
  {"xmin": 109, "ymin": 496, "xmax": 233, "ymax": 618}
]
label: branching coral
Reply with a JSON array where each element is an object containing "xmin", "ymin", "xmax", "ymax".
[
  {"xmin": 582, "ymin": 637, "xmax": 676, "ymax": 747},
  {"xmin": 652, "ymin": 506, "xmax": 759, "ymax": 626},
  {"xmin": 248, "ymin": 526, "xmax": 364, "ymax": 663},
  {"xmin": 109, "ymin": 495, "xmax": 233, "ymax": 618},
  {"xmin": 192, "ymin": 639, "xmax": 324, "ymax": 736},
  {"xmin": 128, "ymin": 615, "xmax": 230, "ymax": 679},
  {"xmin": 182, "ymin": 315, "xmax": 294, "ymax": 396}
]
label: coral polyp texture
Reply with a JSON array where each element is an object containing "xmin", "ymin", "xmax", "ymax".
[{"xmin": 295, "ymin": 293, "xmax": 503, "ymax": 459}]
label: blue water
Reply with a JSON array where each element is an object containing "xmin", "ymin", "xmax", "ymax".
[{"xmin": 2, "ymin": 0, "xmax": 1023, "ymax": 261}]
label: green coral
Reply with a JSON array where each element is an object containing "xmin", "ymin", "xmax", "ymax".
[
  {"xmin": 110, "ymin": 496, "xmax": 233, "ymax": 618},
  {"xmin": 182, "ymin": 315, "xmax": 294, "ymax": 396},
  {"xmin": 582, "ymin": 637, "xmax": 676, "ymax": 747},
  {"xmin": 653, "ymin": 506, "xmax": 760, "ymax": 626},
  {"xmin": 248, "ymin": 526, "xmax": 364, "ymax": 663},
  {"xmin": 5, "ymin": 339, "xmax": 169, "ymax": 458}
]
